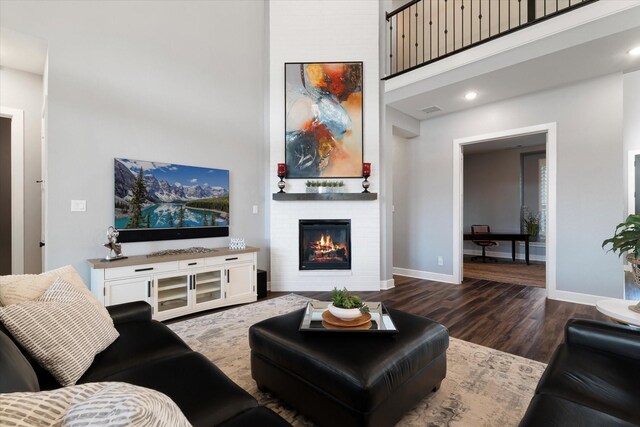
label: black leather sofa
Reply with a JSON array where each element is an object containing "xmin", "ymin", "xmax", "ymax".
[
  {"xmin": 519, "ymin": 319, "xmax": 640, "ymax": 427},
  {"xmin": 0, "ymin": 301, "xmax": 290, "ymax": 427}
]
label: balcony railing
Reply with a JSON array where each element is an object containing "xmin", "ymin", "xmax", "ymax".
[{"xmin": 384, "ymin": 0, "xmax": 599, "ymax": 79}]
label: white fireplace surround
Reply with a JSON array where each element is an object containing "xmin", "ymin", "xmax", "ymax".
[{"xmin": 270, "ymin": 198, "xmax": 381, "ymax": 292}]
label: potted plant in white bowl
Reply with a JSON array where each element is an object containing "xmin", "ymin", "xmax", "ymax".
[{"xmin": 328, "ymin": 287, "xmax": 370, "ymax": 320}]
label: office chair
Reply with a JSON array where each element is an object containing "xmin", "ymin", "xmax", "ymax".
[{"xmin": 470, "ymin": 225, "xmax": 498, "ymax": 263}]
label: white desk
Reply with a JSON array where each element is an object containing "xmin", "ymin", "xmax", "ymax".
[{"xmin": 596, "ymin": 299, "xmax": 640, "ymax": 327}]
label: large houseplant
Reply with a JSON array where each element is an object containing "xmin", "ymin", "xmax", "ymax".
[{"xmin": 602, "ymin": 214, "xmax": 640, "ymax": 312}]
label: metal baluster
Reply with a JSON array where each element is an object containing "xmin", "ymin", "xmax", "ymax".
[
  {"xmin": 556, "ymin": 0, "xmax": 558, "ymax": 13},
  {"xmin": 396, "ymin": 14, "xmax": 399, "ymax": 73},
  {"xmin": 389, "ymin": 17, "xmax": 393, "ymax": 75},
  {"xmin": 402, "ymin": 10, "xmax": 406, "ymax": 71},
  {"xmin": 445, "ymin": 0, "xmax": 448, "ymax": 54},
  {"xmin": 544, "ymin": 0, "xmax": 547, "ymax": 16},
  {"xmin": 479, "ymin": 0, "xmax": 482, "ymax": 41},
  {"xmin": 430, "ymin": 0, "xmax": 433, "ymax": 60},
  {"xmin": 489, "ymin": 0, "xmax": 491, "ymax": 37},
  {"xmin": 470, "ymin": 0, "xmax": 473, "ymax": 43},
  {"xmin": 415, "ymin": 6, "xmax": 419, "ymax": 66},
  {"xmin": 461, "ymin": 0, "xmax": 464, "ymax": 47},
  {"xmin": 498, "ymin": 0, "xmax": 501, "ymax": 34},
  {"xmin": 408, "ymin": 7, "xmax": 411, "ymax": 67},
  {"xmin": 422, "ymin": 0, "xmax": 427, "ymax": 62},
  {"xmin": 453, "ymin": 0, "xmax": 455, "ymax": 52},
  {"xmin": 437, "ymin": 0, "xmax": 440, "ymax": 58},
  {"xmin": 508, "ymin": 0, "xmax": 511, "ymax": 30},
  {"xmin": 518, "ymin": 0, "xmax": 522, "ymax": 25}
]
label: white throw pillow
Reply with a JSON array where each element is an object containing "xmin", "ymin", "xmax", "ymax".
[
  {"xmin": 0, "ymin": 265, "xmax": 112, "ymax": 324},
  {"xmin": 0, "ymin": 278, "xmax": 119, "ymax": 386},
  {"xmin": 0, "ymin": 382, "xmax": 192, "ymax": 427}
]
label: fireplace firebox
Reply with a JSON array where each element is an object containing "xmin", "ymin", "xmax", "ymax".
[{"xmin": 299, "ymin": 220, "xmax": 351, "ymax": 270}]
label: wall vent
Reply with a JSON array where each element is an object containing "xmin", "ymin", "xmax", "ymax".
[{"xmin": 421, "ymin": 105, "xmax": 442, "ymax": 114}]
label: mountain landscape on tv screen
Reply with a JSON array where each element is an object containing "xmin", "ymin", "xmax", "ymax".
[{"xmin": 114, "ymin": 158, "xmax": 229, "ymax": 230}]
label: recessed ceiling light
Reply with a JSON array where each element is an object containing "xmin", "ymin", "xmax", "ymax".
[
  {"xmin": 629, "ymin": 46, "xmax": 640, "ymax": 56},
  {"xmin": 464, "ymin": 91, "xmax": 478, "ymax": 101}
]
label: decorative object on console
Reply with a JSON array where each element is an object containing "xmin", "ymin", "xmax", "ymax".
[
  {"xmin": 277, "ymin": 163, "xmax": 286, "ymax": 193},
  {"xmin": 114, "ymin": 158, "xmax": 230, "ymax": 243},
  {"xmin": 361, "ymin": 162, "xmax": 371, "ymax": 193},
  {"xmin": 147, "ymin": 247, "xmax": 217, "ymax": 257},
  {"xmin": 285, "ymin": 62, "xmax": 363, "ymax": 178},
  {"xmin": 602, "ymin": 214, "xmax": 640, "ymax": 313},
  {"xmin": 102, "ymin": 226, "xmax": 127, "ymax": 261},
  {"xmin": 229, "ymin": 238, "xmax": 246, "ymax": 250}
]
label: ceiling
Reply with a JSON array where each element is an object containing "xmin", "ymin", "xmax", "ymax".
[
  {"xmin": 0, "ymin": 28, "xmax": 48, "ymax": 75},
  {"xmin": 386, "ymin": 14, "xmax": 640, "ymax": 121}
]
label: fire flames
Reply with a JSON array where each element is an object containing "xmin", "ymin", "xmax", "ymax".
[{"xmin": 308, "ymin": 233, "xmax": 348, "ymax": 262}]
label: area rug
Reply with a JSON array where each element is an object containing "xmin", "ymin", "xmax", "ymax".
[{"xmin": 168, "ymin": 294, "xmax": 545, "ymax": 426}]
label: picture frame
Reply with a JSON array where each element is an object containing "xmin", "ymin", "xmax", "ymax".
[{"xmin": 284, "ymin": 62, "xmax": 363, "ymax": 178}]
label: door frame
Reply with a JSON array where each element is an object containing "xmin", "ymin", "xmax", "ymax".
[
  {"xmin": 0, "ymin": 107, "xmax": 25, "ymax": 274},
  {"xmin": 452, "ymin": 123, "xmax": 557, "ymax": 298}
]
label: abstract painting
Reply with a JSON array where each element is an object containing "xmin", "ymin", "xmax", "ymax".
[{"xmin": 285, "ymin": 62, "xmax": 363, "ymax": 178}]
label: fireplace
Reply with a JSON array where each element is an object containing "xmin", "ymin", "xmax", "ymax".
[{"xmin": 299, "ymin": 220, "xmax": 351, "ymax": 270}]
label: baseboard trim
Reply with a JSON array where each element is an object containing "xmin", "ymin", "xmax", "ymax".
[
  {"xmin": 380, "ymin": 278, "xmax": 395, "ymax": 290},
  {"xmin": 463, "ymin": 249, "xmax": 546, "ymax": 263},
  {"xmin": 547, "ymin": 289, "xmax": 605, "ymax": 306},
  {"xmin": 392, "ymin": 268, "xmax": 457, "ymax": 284}
]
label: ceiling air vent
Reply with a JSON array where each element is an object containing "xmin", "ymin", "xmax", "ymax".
[{"xmin": 421, "ymin": 105, "xmax": 442, "ymax": 114}]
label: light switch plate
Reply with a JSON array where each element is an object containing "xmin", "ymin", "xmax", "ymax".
[
  {"xmin": 252, "ymin": 205, "xmax": 259, "ymax": 214},
  {"xmin": 71, "ymin": 200, "xmax": 86, "ymax": 212}
]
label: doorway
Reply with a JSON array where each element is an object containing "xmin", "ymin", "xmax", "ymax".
[
  {"xmin": 0, "ymin": 107, "xmax": 25, "ymax": 274},
  {"xmin": 453, "ymin": 123, "xmax": 557, "ymax": 297}
]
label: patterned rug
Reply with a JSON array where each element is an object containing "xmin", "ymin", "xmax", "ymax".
[{"xmin": 168, "ymin": 294, "xmax": 545, "ymax": 426}]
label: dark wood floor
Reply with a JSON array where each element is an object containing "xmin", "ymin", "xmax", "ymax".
[{"xmin": 274, "ymin": 275, "xmax": 608, "ymax": 364}]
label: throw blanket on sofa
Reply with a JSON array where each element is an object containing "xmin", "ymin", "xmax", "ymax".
[{"xmin": 0, "ymin": 382, "xmax": 192, "ymax": 427}]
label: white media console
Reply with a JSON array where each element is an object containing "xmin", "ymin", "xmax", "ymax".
[{"xmin": 88, "ymin": 247, "xmax": 258, "ymax": 321}]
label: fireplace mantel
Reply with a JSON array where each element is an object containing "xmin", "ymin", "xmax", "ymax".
[{"xmin": 272, "ymin": 193, "xmax": 377, "ymax": 201}]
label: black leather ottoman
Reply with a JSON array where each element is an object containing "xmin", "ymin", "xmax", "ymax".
[{"xmin": 249, "ymin": 307, "xmax": 449, "ymax": 427}]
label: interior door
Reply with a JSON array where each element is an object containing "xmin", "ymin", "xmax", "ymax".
[{"xmin": 40, "ymin": 101, "xmax": 47, "ymax": 271}]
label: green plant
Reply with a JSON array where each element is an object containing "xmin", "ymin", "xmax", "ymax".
[
  {"xmin": 522, "ymin": 208, "xmax": 540, "ymax": 238},
  {"xmin": 602, "ymin": 214, "xmax": 640, "ymax": 257},
  {"xmin": 338, "ymin": 181, "xmax": 345, "ymax": 187},
  {"xmin": 331, "ymin": 287, "xmax": 370, "ymax": 314},
  {"xmin": 305, "ymin": 181, "xmax": 312, "ymax": 187}
]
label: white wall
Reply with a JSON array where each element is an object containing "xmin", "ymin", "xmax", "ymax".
[
  {"xmin": 268, "ymin": 0, "xmax": 381, "ymax": 291},
  {"xmin": 623, "ymin": 70, "xmax": 640, "ymax": 215},
  {"xmin": 1, "ymin": 1, "xmax": 268, "ymax": 283},
  {"xmin": 0, "ymin": 66, "xmax": 43, "ymax": 274},
  {"xmin": 394, "ymin": 73, "xmax": 624, "ymax": 298}
]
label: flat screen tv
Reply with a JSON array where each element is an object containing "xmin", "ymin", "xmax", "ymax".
[{"xmin": 114, "ymin": 158, "xmax": 230, "ymax": 243}]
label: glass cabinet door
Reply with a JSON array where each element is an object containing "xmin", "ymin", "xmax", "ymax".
[
  {"xmin": 193, "ymin": 269, "xmax": 223, "ymax": 306},
  {"xmin": 156, "ymin": 274, "xmax": 189, "ymax": 314}
]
